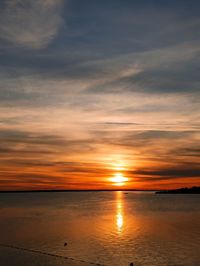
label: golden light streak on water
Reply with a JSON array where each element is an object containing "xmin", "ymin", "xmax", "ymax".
[{"xmin": 116, "ymin": 191, "xmax": 124, "ymax": 233}]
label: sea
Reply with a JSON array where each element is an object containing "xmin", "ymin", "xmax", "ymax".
[{"xmin": 0, "ymin": 191, "xmax": 199, "ymax": 266}]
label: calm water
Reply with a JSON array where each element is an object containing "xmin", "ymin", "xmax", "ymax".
[{"xmin": 0, "ymin": 191, "xmax": 199, "ymax": 266}]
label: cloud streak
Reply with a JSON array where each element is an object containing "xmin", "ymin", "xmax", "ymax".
[{"xmin": 0, "ymin": 0, "xmax": 64, "ymax": 49}]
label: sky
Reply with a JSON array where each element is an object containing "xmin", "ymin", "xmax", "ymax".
[{"xmin": 0, "ymin": 0, "xmax": 199, "ymax": 190}]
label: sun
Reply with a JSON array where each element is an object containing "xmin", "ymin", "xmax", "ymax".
[{"xmin": 111, "ymin": 173, "xmax": 128, "ymax": 186}]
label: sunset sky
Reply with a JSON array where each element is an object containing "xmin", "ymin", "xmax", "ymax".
[{"xmin": 0, "ymin": 0, "xmax": 199, "ymax": 190}]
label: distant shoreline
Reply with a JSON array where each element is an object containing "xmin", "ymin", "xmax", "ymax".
[{"xmin": 156, "ymin": 186, "xmax": 200, "ymax": 194}]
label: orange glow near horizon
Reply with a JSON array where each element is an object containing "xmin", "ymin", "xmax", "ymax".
[{"xmin": 0, "ymin": 146, "xmax": 199, "ymax": 191}]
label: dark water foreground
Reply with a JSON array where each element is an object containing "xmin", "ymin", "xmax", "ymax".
[
  {"xmin": 0, "ymin": 191, "xmax": 199, "ymax": 266},
  {"xmin": 0, "ymin": 245, "xmax": 95, "ymax": 266}
]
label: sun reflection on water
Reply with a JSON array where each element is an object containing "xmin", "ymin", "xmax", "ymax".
[{"xmin": 116, "ymin": 191, "xmax": 124, "ymax": 233}]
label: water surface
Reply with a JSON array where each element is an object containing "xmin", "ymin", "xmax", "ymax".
[{"xmin": 0, "ymin": 191, "xmax": 199, "ymax": 266}]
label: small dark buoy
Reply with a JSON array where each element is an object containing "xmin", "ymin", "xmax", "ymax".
[
  {"xmin": 64, "ymin": 242, "xmax": 67, "ymax": 246},
  {"xmin": 130, "ymin": 263, "xmax": 134, "ymax": 266}
]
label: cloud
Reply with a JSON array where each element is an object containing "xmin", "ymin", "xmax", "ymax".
[
  {"xmin": 0, "ymin": 129, "xmax": 96, "ymax": 160},
  {"xmin": 85, "ymin": 42, "xmax": 200, "ymax": 94},
  {"xmin": 133, "ymin": 167, "xmax": 200, "ymax": 181},
  {"xmin": 0, "ymin": 0, "xmax": 64, "ymax": 49},
  {"xmin": 0, "ymin": 126, "xmax": 199, "ymax": 189}
]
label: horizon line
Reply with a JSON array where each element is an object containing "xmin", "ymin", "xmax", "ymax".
[{"xmin": 0, "ymin": 189, "xmax": 158, "ymax": 193}]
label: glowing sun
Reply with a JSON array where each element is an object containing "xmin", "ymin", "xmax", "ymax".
[{"xmin": 111, "ymin": 173, "xmax": 128, "ymax": 186}]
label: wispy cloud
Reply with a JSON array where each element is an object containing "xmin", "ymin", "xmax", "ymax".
[{"xmin": 0, "ymin": 0, "xmax": 64, "ymax": 49}]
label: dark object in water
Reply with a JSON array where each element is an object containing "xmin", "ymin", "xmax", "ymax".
[
  {"xmin": 130, "ymin": 263, "xmax": 134, "ymax": 266},
  {"xmin": 64, "ymin": 242, "xmax": 68, "ymax": 246}
]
